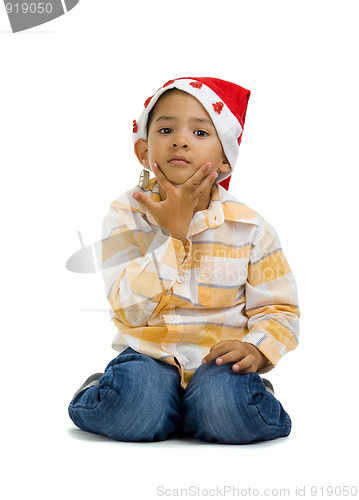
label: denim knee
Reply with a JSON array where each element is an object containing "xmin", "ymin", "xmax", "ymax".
[
  {"xmin": 181, "ymin": 362, "xmax": 291, "ymax": 444},
  {"xmin": 69, "ymin": 349, "xmax": 182, "ymax": 442}
]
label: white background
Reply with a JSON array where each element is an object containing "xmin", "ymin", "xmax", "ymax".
[{"xmin": 1, "ymin": 1, "xmax": 358, "ymax": 498}]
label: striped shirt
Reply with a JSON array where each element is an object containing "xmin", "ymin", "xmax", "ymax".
[{"xmin": 102, "ymin": 178, "xmax": 300, "ymax": 388}]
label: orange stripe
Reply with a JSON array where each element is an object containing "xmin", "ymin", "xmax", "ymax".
[
  {"xmin": 247, "ymin": 304, "xmax": 300, "ymax": 317},
  {"xmin": 251, "ymin": 319, "xmax": 297, "ymax": 350},
  {"xmin": 248, "ymin": 250, "xmax": 291, "ymax": 286}
]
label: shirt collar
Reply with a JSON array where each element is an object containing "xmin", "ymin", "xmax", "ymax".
[{"xmin": 111, "ymin": 177, "xmax": 258, "ymax": 232}]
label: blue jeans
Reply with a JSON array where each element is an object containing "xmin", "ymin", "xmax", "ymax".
[{"xmin": 68, "ymin": 348, "xmax": 291, "ymax": 444}]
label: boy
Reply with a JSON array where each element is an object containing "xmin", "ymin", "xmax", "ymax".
[{"xmin": 68, "ymin": 77, "xmax": 300, "ymax": 444}]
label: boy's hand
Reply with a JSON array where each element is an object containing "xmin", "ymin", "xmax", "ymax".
[
  {"xmin": 132, "ymin": 162, "xmax": 218, "ymax": 243},
  {"xmin": 202, "ymin": 340, "xmax": 268, "ymax": 374}
]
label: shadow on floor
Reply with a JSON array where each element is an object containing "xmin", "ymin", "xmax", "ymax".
[{"xmin": 67, "ymin": 425, "xmax": 289, "ymax": 448}]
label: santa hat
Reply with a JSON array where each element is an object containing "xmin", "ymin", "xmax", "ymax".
[{"xmin": 132, "ymin": 77, "xmax": 251, "ymax": 190}]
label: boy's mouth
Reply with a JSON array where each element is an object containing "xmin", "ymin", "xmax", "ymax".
[{"xmin": 168, "ymin": 156, "xmax": 190, "ymax": 166}]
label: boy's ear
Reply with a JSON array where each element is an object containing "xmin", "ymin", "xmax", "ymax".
[
  {"xmin": 218, "ymin": 156, "xmax": 231, "ymax": 173},
  {"xmin": 134, "ymin": 139, "xmax": 149, "ymax": 167}
]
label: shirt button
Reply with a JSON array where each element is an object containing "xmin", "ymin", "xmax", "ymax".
[{"xmin": 177, "ymin": 276, "xmax": 184, "ymax": 284}]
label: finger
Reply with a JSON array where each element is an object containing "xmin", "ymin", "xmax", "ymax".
[
  {"xmin": 202, "ymin": 342, "xmax": 233, "ymax": 364},
  {"xmin": 233, "ymin": 364, "xmax": 256, "ymax": 375},
  {"xmin": 191, "ymin": 165, "xmax": 219, "ymax": 197},
  {"xmin": 198, "ymin": 170, "xmax": 218, "ymax": 193},
  {"xmin": 215, "ymin": 350, "xmax": 245, "ymax": 366},
  {"xmin": 152, "ymin": 163, "xmax": 175, "ymax": 194},
  {"xmin": 132, "ymin": 191, "xmax": 159, "ymax": 215},
  {"xmin": 232, "ymin": 355, "xmax": 256, "ymax": 374},
  {"xmin": 184, "ymin": 162, "xmax": 215, "ymax": 189}
]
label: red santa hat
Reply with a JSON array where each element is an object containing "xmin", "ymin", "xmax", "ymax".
[{"xmin": 132, "ymin": 77, "xmax": 251, "ymax": 190}]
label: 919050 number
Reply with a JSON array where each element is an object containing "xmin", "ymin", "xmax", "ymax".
[
  {"xmin": 5, "ymin": 3, "xmax": 53, "ymax": 14},
  {"xmin": 311, "ymin": 486, "xmax": 358, "ymax": 496}
]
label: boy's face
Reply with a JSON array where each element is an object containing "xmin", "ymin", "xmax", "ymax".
[{"xmin": 135, "ymin": 90, "xmax": 230, "ymax": 186}]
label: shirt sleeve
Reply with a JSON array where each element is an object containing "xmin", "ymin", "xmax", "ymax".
[
  {"xmin": 242, "ymin": 217, "xmax": 300, "ymax": 372},
  {"xmin": 101, "ymin": 205, "xmax": 190, "ymax": 327}
]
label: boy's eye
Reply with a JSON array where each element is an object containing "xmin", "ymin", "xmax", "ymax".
[
  {"xmin": 194, "ymin": 130, "xmax": 208, "ymax": 137},
  {"xmin": 159, "ymin": 128, "xmax": 173, "ymax": 134}
]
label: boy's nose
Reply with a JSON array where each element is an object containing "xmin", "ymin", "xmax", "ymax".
[{"xmin": 172, "ymin": 135, "xmax": 190, "ymax": 149}]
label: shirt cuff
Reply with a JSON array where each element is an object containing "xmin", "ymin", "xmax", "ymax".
[{"xmin": 241, "ymin": 329, "xmax": 282, "ymax": 372}]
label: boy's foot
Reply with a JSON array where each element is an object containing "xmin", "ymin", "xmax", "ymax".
[
  {"xmin": 73, "ymin": 373, "xmax": 104, "ymax": 399},
  {"xmin": 262, "ymin": 378, "xmax": 275, "ymax": 396}
]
